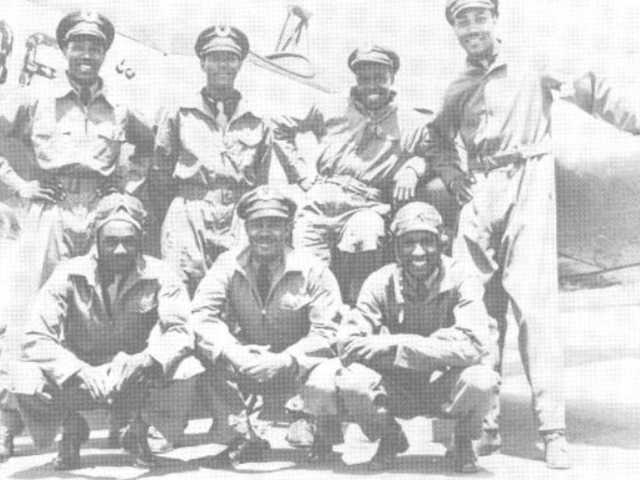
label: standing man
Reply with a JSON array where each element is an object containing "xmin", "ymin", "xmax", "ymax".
[
  {"xmin": 421, "ymin": 0, "xmax": 640, "ymax": 468},
  {"xmin": 190, "ymin": 186, "xmax": 342, "ymax": 465},
  {"xmin": 272, "ymin": 45, "xmax": 432, "ymax": 304},
  {"xmin": 303, "ymin": 202, "xmax": 499, "ymax": 473},
  {"xmin": 0, "ymin": 10, "xmax": 153, "ymax": 461},
  {"xmin": 0, "ymin": 10, "xmax": 153, "ymax": 288},
  {"xmin": 154, "ymin": 25, "xmax": 309, "ymax": 297},
  {"xmin": 9, "ymin": 194, "xmax": 197, "ymax": 470}
]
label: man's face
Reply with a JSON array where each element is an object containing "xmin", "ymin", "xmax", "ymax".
[
  {"xmin": 452, "ymin": 7, "xmax": 498, "ymax": 59},
  {"xmin": 396, "ymin": 230, "xmax": 442, "ymax": 280},
  {"xmin": 246, "ymin": 216, "xmax": 290, "ymax": 263},
  {"xmin": 64, "ymin": 35, "xmax": 106, "ymax": 85},
  {"xmin": 353, "ymin": 62, "xmax": 394, "ymax": 110},
  {"xmin": 97, "ymin": 220, "xmax": 141, "ymax": 276},
  {"xmin": 201, "ymin": 51, "xmax": 243, "ymax": 90}
]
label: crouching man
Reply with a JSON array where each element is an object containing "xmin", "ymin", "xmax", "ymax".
[
  {"xmin": 190, "ymin": 186, "xmax": 342, "ymax": 466},
  {"xmin": 13, "ymin": 194, "xmax": 199, "ymax": 470},
  {"xmin": 304, "ymin": 202, "xmax": 500, "ymax": 473}
]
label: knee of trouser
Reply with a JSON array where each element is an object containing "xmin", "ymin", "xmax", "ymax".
[
  {"xmin": 338, "ymin": 210, "xmax": 385, "ymax": 253},
  {"xmin": 300, "ymin": 358, "xmax": 342, "ymax": 416},
  {"xmin": 458, "ymin": 365, "xmax": 501, "ymax": 398},
  {"xmin": 335, "ymin": 363, "xmax": 385, "ymax": 418}
]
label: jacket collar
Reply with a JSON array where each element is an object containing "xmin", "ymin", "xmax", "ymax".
[
  {"xmin": 232, "ymin": 245, "xmax": 304, "ymax": 276},
  {"xmin": 391, "ymin": 256, "xmax": 457, "ymax": 305},
  {"xmin": 182, "ymin": 88, "xmax": 253, "ymax": 123}
]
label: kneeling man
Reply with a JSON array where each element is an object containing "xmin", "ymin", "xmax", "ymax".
[
  {"xmin": 191, "ymin": 186, "xmax": 342, "ymax": 465},
  {"xmin": 14, "ymin": 194, "xmax": 197, "ymax": 470},
  {"xmin": 305, "ymin": 202, "xmax": 499, "ymax": 473}
]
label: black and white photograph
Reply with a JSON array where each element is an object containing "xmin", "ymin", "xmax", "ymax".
[{"xmin": 0, "ymin": 1, "xmax": 639, "ymax": 478}]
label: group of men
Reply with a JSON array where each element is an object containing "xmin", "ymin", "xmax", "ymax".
[{"xmin": 2, "ymin": 0, "xmax": 640, "ymax": 474}]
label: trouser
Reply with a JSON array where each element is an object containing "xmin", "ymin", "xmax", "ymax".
[
  {"xmin": 202, "ymin": 360, "xmax": 334, "ymax": 445},
  {"xmin": 302, "ymin": 358, "xmax": 499, "ymax": 442},
  {"xmin": 14, "ymin": 368, "xmax": 196, "ymax": 449},
  {"xmin": 453, "ymin": 155, "xmax": 565, "ymax": 432},
  {"xmin": 293, "ymin": 181, "xmax": 389, "ymax": 303},
  {"xmin": 161, "ymin": 182, "xmax": 249, "ymax": 296}
]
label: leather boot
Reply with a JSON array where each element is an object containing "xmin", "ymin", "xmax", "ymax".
[
  {"xmin": 53, "ymin": 413, "xmax": 90, "ymax": 470},
  {"xmin": 368, "ymin": 419, "xmax": 409, "ymax": 471}
]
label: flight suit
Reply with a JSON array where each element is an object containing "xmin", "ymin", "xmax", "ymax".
[
  {"xmin": 303, "ymin": 257, "xmax": 499, "ymax": 441},
  {"xmin": 9, "ymin": 251, "xmax": 199, "ymax": 448},
  {"xmin": 424, "ymin": 43, "xmax": 640, "ymax": 432},
  {"xmin": 190, "ymin": 246, "xmax": 341, "ymax": 443},
  {"xmin": 154, "ymin": 93, "xmax": 307, "ymax": 295}
]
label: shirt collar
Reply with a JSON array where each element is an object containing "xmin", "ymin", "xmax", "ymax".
[
  {"xmin": 233, "ymin": 245, "xmax": 305, "ymax": 276},
  {"xmin": 69, "ymin": 248, "xmax": 151, "ymax": 289},
  {"xmin": 183, "ymin": 88, "xmax": 253, "ymax": 122},
  {"xmin": 53, "ymin": 73, "xmax": 110, "ymax": 104},
  {"xmin": 465, "ymin": 39, "xmax": 505, "ymax": 73}
]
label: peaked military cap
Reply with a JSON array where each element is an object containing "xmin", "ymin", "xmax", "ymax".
[
  {"xmin": 390, "ymin": 202, "xmax": 443, "ymax": 237},
  {"xmin": 237, "ymin": 186, "xmax": 297, "ymax": 221},
  {"xmin": 446, "ymin": 0, "xmax": 499, "ymax": 24},
  {"xmin": 93, "ymin": 193, "xmax": 147, "ymax": 232},
  {"xmin": 195, "ymin": 25, "xmax": 249, "ymax": 59},
  {"xmin": 56, "ymin": 10, "xmax": 115, "ymax": 50},
  {"xmin": 348, "ymin": 44, "xmax": 400, "ymax": 73}
]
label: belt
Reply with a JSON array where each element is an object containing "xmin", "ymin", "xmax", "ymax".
[
  {"xmin": 177, "ymin": 179, "xmax": 249, "ymax": 205},
  {"xmin": 472, "ymin": 143, "xmax": 551, "ymax": 173},
  {"xmin": 315, "ymin": 175, "xmax": 382, "ymax": 202},
  {"xmin": 39, "ymin": 170, "xmax": 107, "ymax": 194}
]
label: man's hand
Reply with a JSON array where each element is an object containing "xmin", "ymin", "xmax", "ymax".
[
  {"xmin": 393, "ymin": 168, "xmax": 419, "ymax": 203},
  {"xmin": 432, "ymin": 327, "xmax": 471, "ymax": 342},
  {"xmin": 298, "ymin": 176, "xmax": 315, "ymax": 193},
  {"xmin": 112, "ymin": 352, "xmax": 158, "ymax": 391},
  {"xmin": 240, "ymin": 350, "xmax": 295, "ymax": 383},
  {"xmin": 18, "ymin": 179, "xmax": 65, "ymax": 203},
  {"xmin": 448, "ymin": 174, "xmax": 475, "ymax": 205},
  {"xmin": 75, "ymin": 366, "xmax": 110, "ymax": 401},
  {"xmin": 340, "ymin": 335, "xmax": 398, "ymax": 365}
]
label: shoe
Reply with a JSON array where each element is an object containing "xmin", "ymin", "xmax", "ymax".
[
  {"xmin": 53, "ymin": 413, "xmax": 90, "ymax": 470},
  {"xmin": 286, "ymin": 417, "xmax": 315, "ymax": 449},
  {"xmin": 147, "ymin": 425, "xmax": 174, "ymax": 454},
  {"xmin": 446, "ymin": 436, "xmax": 480, "ymax": 474},
  {"xmin": 368, "ymin": 422, "xmax": 409, "ymax": 471},
  {"xmin": 543, "ymin": 430, "xmax": 571, "ymax": 469},
  {"xmin": 0, "ymin": 426, "xmax": 14, "ymax": 462},
  {"xmin": 475, "ymin": 429, "xmax": 501, "ymax": 456},
  {"xmin": 213, "ymin": 437, "xmax": 271, "ymax": 466},
  {"xmin": 126, "ymin": 420, "xmax": 159, "ymax": 469}
]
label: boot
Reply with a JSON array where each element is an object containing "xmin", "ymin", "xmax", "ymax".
[
  {"xmin": 543, "ymin": 430, "xmax": 571, "ymax": 469},
  {"xmin": 212, "ymin": 436, "xmax": 271, "ymax": 466},
  {"xmin": 0, "ymin": 426, "xmax": 14, "ymax": 462},
  {"xmin": 368, "ymin": 419, "xmax": 409, "ymax": 471},
  {"xmin": 128, "ymin": 416, "xmax": 158, "ymax": 469},
  {"xmin": 53, "ymin": 413, "xmax": 90, "ymax": 470},
  {"xmin": 446, "ymin": 435, "xmax": 480, "ymax": 474},
  {"xmin": 475, "ymin": 428, "xmax": 501, "ymax": 456}
]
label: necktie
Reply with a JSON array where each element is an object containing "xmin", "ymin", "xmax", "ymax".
[
  {"xmin": 216, "ymin": 101, "xmax": 228, "ymax": 130},
  {"xmin": 257, "ymin": 262, "xmax": 271, "ymax": 304},
  {"xmin": 80, "ymin": 87, "xmax": 92, "ymax": 106}
]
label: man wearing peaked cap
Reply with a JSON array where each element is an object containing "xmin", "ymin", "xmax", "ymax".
[
  {"xmin": 155, "ymin": 25, "xmax": 308, "ymax": 297},
  {"xmin": 56, "ymin": 10, "xmax": 115, "ymax": 50},
  {"xmin": 9, "ymin": 192, "xmax": 200, "ymax": 470},
  {"xmin": 190, "ymin": 185, "xmax": 343, "ymax": 465},
  {"xmin": 0, "ymin": 10, "xmax": 154, "ymax": 459},
  {"xmin": 445, "ymin": 0, "xmax": 498, "ymax": 24},
  {"xmin": 272, "ymin": 44, "xmax": 439, "ymax": 305},
  {"xmin": 405, "ymin": 0, "xmax": 640, "ymax": 469},
  {"xmin": 301, "ymin": 202, "xmax": 499, "ymax": 472}
]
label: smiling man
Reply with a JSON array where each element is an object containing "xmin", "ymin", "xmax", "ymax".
[
  {"xmin": 302, "ymin": 202, "xmax": 499, "ymax": 473},
  {"xmin": 272, "ymin": 45, "xmax": 433, "ymax": 305},
  {"xmin": 0, "ymin": 10, "xmax": 154, "ymax": 462},
  {"xmin": 154, "ymin": 25, "xmax": 308, "ymax": 297},
  {"xmin": 190, "ymin": 186, "xmax": 342, "ymax": 466},
  {"xmin": 409, "ymin": 0, "xmax": 640, "ymax": 469}
]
